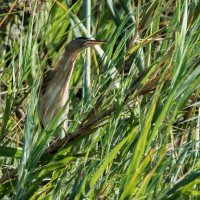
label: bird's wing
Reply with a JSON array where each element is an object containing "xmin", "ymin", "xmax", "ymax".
[{"xmin": 40, "ymin": 69, "xmax": 54, "ymax": 96}]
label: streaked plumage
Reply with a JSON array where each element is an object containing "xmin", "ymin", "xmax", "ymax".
[{"xmin": 38, "ymin": 37, "xmax": 105, "ymax": 128}]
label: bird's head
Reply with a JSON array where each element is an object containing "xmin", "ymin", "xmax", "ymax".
[{"xmin": 66, "ymin": 37, "xmax": 106, "ymax": 53}]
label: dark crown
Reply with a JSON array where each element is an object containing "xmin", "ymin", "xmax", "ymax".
[{"xmin": 75, "ymin": 37, "xmax": 90, "ymax": 40}]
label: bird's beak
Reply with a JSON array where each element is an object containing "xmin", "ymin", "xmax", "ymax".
[{"xmin": 84, "ymin": 39, "xmax": 106, "ymax": 46}]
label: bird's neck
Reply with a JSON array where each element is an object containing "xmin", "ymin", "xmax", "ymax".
[
  {"xmin": 55, "ymin": 50, "xmax": 78, "ymax": 69},
  {"xmin": 54, "ymin": 49, "xmax": 79, "ymax": 91}
]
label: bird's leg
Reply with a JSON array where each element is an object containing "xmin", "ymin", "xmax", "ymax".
[
  {"xmin": 60, "ymin": 120, "xmax": 68, "ymax": 138},
  {"xmin": 61, "ymin": 125, "xmax": 68, "ymax": 138}
]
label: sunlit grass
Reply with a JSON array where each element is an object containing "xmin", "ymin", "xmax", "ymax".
[{"xmin": 0, "ymin": 0, "xmax": 200, "ymax": 199}]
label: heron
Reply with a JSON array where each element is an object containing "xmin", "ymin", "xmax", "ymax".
[{"xmin": 38, "ymin": 37, "xmax": 105, "ymax": 129}]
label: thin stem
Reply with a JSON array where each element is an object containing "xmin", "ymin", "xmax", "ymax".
[{"xmin": 83, "ymin": 0, "xmax": 91, "ymax": 100}]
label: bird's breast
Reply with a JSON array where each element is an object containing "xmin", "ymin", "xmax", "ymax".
[{"xmin": 38, "ymin": 60, "xmax": 75, "ymax": 127}]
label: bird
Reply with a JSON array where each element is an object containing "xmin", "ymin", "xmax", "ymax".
[{"xmin": 38, "ymin": 37, "xmax": 105, "ymax": 130}]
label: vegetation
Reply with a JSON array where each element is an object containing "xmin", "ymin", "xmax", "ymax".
[{"xmin": 0, "ymin": 0, "xmax": 200, "ymax": 199}]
